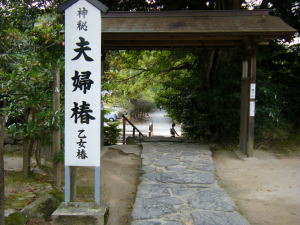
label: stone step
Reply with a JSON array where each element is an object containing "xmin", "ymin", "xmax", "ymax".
[
  {"xmin": 129, "ymin": 136, "xmax": 200, "ymax": 143},
  {"xmin": 108, "ymin": 144, "xmax": 142, "ymax": 156}
]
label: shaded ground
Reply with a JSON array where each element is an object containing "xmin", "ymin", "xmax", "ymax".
[
  {"xmin": 101, "ymin": 147, "xmax": 141, "ymax": 225},
  {"xmin": 75, "ymin": 146, "xmax": 141, "ymax": 225},
  {"xmin": 213, "ymin": 150, "xmax": 300, "ymax": 225},
  {"xmin": 4, "ymin": 146, "xmax": 141, "ymax": 225}
]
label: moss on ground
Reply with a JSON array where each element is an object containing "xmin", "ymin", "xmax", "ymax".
[
  {"xmin": 76, "ymin": 186, "xmax": 94, "ymax": 202},
  {"xmin": 5, "ymin": 192, "xmax": 36, "ymax": 210},
  {"xmin": 5, "ymin": 170, "xmax": 63, "ymax": 217},
  {"xmin": 5, "ymin": 212, "xmax": 26, "ymax": 225}
]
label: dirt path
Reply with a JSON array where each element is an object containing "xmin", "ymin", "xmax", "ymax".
[
  {"xmin": 213, "ymin": 150, "xmax": 300, "ymax": 225},
  {"xmin": 101, "ymin": 148, "xmax": 141, "ymax": 225}
]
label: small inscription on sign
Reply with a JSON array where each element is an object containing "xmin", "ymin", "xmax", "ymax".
[
  {"xmin": 250, "ymin": 83, "xmax": 256, "ymax": 99},
  {"xmin": 250, "ymin": 101, "xmax": 255, "ymax": 117}
]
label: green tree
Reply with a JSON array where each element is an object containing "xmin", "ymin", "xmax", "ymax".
[{"xmin": 0, "ymin": 1, "xmax": 64, "ymax": 179}]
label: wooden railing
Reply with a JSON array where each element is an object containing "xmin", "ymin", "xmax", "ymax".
[{"xmin": 122, "ymin": 115, "xmax": 144, "ymax": 144}]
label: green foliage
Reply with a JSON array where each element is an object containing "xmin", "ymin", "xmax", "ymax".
[
  {"xmin": 49, "ymin": 188, "xmax": 64, "ymax": 206},
  {"xmin": 104, "ymin": 50, "xmax": 165, "ymax": 117},
  {"xmin": 5, "ymin": 212, "xmax": 26, "ymax": 225},
  {"xmin": 258, "ymin": 43, "xmax": 300, "ymax": 129},
  {"xmin": 106, "ymin": 42, "xmax": 299, "ymax": 143},
  {"xmin": 53, "ymin": 150, "xmax": 64, "ymax": 163},
  {"xmin": 155, "ymin": 49, "xmax": 242, "ymax": 141},
  {"xmin": 0, "ymin": 2, "xmax": 64, "ymax": 145},
  {"xmin": 101, "ymin": 0, "xmax": 242, "ymax": 11},
  {"xmin": 104, "ymin": 122, "xmax": 121, "ymax": 146},
  {"xmin": 0, "ymin": 0, "xmax": 298, "ymax": 151}
]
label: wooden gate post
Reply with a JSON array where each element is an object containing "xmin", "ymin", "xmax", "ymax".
[
  {"xmin": 239, "ymin": 55, "xmax": 249, "ymax": 155},
  {"xmin": 247, "ymin": 47, "xmax": 257, "ymax": 157},
  {"xmin": 239, "ymin": 44, "xmax": 257, "ymax": 157}
]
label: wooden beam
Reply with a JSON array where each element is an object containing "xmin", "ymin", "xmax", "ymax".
[
  {"xmin": 103, "ymin": 40, "xmax": 244, "ymax": 49},
  {"xmin": 102, "ymin": 10, "xmax": 271, "ymax": 18},
  {"xmin": 102, "ymin": 33, "xmax": 270, "ymax": 41}
]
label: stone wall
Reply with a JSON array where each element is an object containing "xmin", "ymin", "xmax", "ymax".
[{"xmin": 4, "ymin": 134, "xmax": 52, "ymax": 161}]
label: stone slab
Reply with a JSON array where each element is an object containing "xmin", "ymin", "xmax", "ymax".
[
  {"xmin": 132, "ymin": 197, "xmax": 182, "ymax": 220},
  {"xmin": 187, "ymin": 188, "xmax": 236, "ymax": 212},
  {"xmin": 51, "ymin": 202, "xmax": 108, "ymax": 225},
  {"xmin": 191, "ymin": 211, "xmax": 250, "ymax": 225}
]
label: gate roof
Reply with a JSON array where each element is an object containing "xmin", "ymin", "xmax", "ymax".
[{"xmin": 101, "ymin": 10, "xmax": 296, "ymax": 49}]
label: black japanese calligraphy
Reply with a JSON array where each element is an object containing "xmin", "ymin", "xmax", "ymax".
[
  {"xmin": 72, "ymin": 37, "xmax": 94, "ymax": 62},
  {"xmin": 77, "ymin": 138, "xmax": 86, "ymax": 148},
  {"xmin": 77, "ymin": 20, "xmax": 88, "ymax": 31},
  {"xmin": 77, "ymin": 7, "xmax": 88, "ymax": 19},
  {"xmin": 77, "ymin": 149, "xmax": 88, "ymax": 159},
  {"xmin": 76, "ymin": 129, "xmax": 88, "ymax": 159},
  {"xmin": 71, "ymin": 101, "xmax": 95, "ymax": 124},
  {"xmin": 72, "ymin": 70, "xmax": 94, "ymax": 94},
  {"xmin": 78, "ymin": 129, "xmax": 86, "ymax": 138}
]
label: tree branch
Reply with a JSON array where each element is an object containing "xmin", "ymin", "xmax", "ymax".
[{"xmin": 114, "ymin": 62, "xmax": 193, "ymax": 83}]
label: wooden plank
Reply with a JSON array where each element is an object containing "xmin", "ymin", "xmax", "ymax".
[
  {"xmin": 100, "ymin": 10, "xmax": 295, "ymax": 49},
  {"xmin": 102, "ymin": 15, "xmax": 296, "ymax": 34},
  {"xmin": 102, "ymin": 40, "xmax": 243, "ymax": 49}
]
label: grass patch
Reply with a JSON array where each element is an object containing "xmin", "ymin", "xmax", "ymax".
[
  {"xmin": 5, "ymin": 212, "xmax": 26, "ymax": 225},
  {"xmin": 76, "ymin": 186, "xmax": 94, "ymax": 202},
  {"xmin": 4, "ymin": 151, "xmax": 22, "ymax": 157},
  {"xmin": 5, "ymin": 171, "xmax": 37, "ymax": 184},
  {"xmin": 5, "ymin": 192, "xmax": 36, "ymax": 210}
]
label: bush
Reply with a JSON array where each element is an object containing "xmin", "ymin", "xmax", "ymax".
[
  {"xmin": 5, "ymin": 212, "xmax": 26, "ymax": 225},
  {"xmin": 104, "ymin": 122, "xmax": 121, "ymax": 145}
]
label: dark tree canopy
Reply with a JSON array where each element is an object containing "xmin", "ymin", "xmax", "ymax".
[{"xmin": 100, "ymin": 0, "xmax": 242, "ymax": 11}]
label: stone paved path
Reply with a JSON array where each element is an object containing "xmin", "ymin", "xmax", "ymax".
[{"xmin": 131, "ymin": 142, "xmax": 250, "ymax": 225}]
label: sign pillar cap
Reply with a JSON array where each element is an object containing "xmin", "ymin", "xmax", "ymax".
[{"xmin": 58, "ymin": 0, "xmax": 109, "ymax": 13}]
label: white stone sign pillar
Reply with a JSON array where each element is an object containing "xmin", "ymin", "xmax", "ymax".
[
  {"xmin": 59, "ymin": 0, "xmax": 108, "ymax": 204},
  {"xmin": 65, "ymin": 0, "xmax": 101, "ymax": 167}
]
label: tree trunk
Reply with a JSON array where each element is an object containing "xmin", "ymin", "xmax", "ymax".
[
  {"xmin": 52, "ymin": 63, "xmax": 62, "ymax": 187},
  {"xmin": 23, "ymin": 139, "xmax": 33, "ymax": 178},
  {"xmin": 0, "ymin": 111, "xmax": 6, "ymax": 225},
  {"xmin": 35, "ymin": 140, "xmax": 41, "ymax": 167},
  {"xmin": 204, "ymin": 50, "xmax": 217, "ymax": 89},
  {"xmin": 23, "ymin": 108, "xmax": 34, "ymax": 178}
]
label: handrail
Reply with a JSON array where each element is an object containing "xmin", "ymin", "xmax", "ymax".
[{"xmin": 122, "ymin": 114, "xmax": 144, "ymax": 144}]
